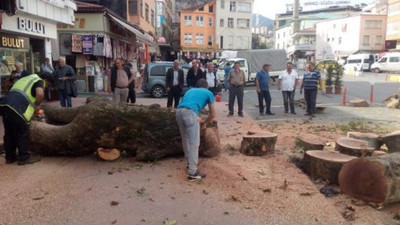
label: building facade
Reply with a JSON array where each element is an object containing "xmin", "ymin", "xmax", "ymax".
[
  {"xmin": 180, "ymin": 1, "xmax": 217, "ymax": 57},
  {"xmin": 387, "ymin": 0, "xmax": 400, "ymax": 50},
  {"xmin": 316, "ymin": 13, "xmax": 387, "ymax": 61},
  {"xmin": 155, "ymin": 0, "xmax": 175, "ymax": 60},
  {"xmin": 215, "ymin": 0, "xmax": 253, "ymax": 50}
]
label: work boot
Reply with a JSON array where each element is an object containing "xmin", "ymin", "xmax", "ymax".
[{"xmin": 18, "ymin": 155, "xmax": 41, "ymax": 166}]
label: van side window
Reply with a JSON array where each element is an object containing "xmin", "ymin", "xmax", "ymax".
[
  {"xmin": 150, "ymin": 66, "xmax": 167, "ymax": 76},
  {"xmin": 389, "ymin": 57, "xmax": 400, "ymax": 63},
  {"xmin": 380, "ymin": 57, "xmax": 387, "ymax": 63}
]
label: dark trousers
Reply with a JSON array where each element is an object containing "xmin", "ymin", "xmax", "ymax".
[
  {"xmin": 167, "ymin": 86, "xmax": 182, "ymax": 108},
  {"xmin": 282, "ymin": 90, "xmax": 295, "ymax": 113},
  {"xmin": 304, "ymin": 88, "xmax": 318, "ymax": 114},
  {"xmin": 2, "ymin": 108, "xmax": 30, "ymax": 161},
  {"xmin": 258, "ymin": 90, "xmax": 272, "ymax": 113},
  {"xmin": 58, "ymin": 89, "xmax": 72, "ymax": 108},
  {"xmin": 228, "ymin": 85, "xmax": 244, "ymax": 114},
  {"xmin": 127, "ymin": 89, "xmax": 136, "ymax": 103}
]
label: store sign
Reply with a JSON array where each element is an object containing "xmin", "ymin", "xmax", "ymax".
[
  {"xmin": 0, "ymin": 34, "xmax": 30, "ymax": 50},
  {"xmin": 18, "ymin": 18, "xmax": 46, "ymax": 35}
]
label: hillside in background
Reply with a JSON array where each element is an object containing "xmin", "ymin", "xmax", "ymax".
[
  {"xmin": 252, "ymin": 14, "xmax": 274, "ymax": 29},
  {"xmin": 176, "ymin": 0, "xmax": 213, "ymax": 11}
]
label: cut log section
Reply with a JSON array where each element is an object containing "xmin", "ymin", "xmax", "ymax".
[
  {"xmin": 347, "ymin": 132, "xmax": 383, "ymax": 150},
  {"xmin": 335, "ymin": 137, "xmax": 375, "ymax": 157},
  {"xmin": 349, "ymin": 99, "xmax": 369, "ymax": 107},
  {"xmin": 339, "ymin": 152, "xmax": 400, "ymax": 204},
  {"xmin": 199, "ymin": 125, "xmax": 221, "ymax": 157},
  {"xmin": 97, "ymin": 148, "xmax": 120, "ymax": 161},
  {"xmin": 383, "ymin": 93, "xmax": 400, "ymax": 109},
  {"xmin": 240, "ymin": 131, "xmax": 277, "ymax": 156},
  {"xmin": 302, "ymin": 150, "xmax": 356, "ymax": 184},
  {"xmin": 372, "ymin": 151, "xmax": 388, "ymax": 157},
  {"xmin": 381, "ymin": 131, "xmax": 400, "ymax": 153},
  {"xmin": 295, "ymin": 135, "xmax": 325, "ymax": 150}
]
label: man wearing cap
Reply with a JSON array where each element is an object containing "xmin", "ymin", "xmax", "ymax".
[
  {"xmin": 256, "ymin": 64, "xmax": 274, "ymax": 115},
  {"xmin": 278, "ymin": 61, "xmax": 299, "ymax": 114}
]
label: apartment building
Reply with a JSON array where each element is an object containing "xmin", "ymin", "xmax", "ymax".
[
  {"xmin": 215, "ymin": 0, "xmax": 253, "ymax": 50},
  {"xmin": 180, "ymin": 1, "xmax": 217, "ymax": 55},
  {"xmin": 387, "ymin": 0, "xmax": 400, "ymax": 50}
]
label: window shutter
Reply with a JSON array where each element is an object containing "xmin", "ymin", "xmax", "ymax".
[{"xmin": 129, "ymin": 0, "xmax": 138, "ymax": 14}]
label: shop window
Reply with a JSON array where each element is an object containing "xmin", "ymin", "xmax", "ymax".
[{"xmin": 228, "ymin": 18, "xmax": 234, "ymax": 28}]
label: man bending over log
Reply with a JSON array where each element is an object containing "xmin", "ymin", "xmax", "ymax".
[{"xmin": 176, "ymin": 78, "xmax": 216, "ymax": 181}]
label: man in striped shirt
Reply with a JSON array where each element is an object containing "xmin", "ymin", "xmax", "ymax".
[{"xmin": 300, "ymin": 62, "xmax": 322, "ymax": 117}]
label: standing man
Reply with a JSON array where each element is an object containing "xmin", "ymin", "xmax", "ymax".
[
  {"xmin": 125, "ymin": 62, "xmax": 137, "ymax": 104},
  {"xmin": 227, "ymin": 62, "xmax": 246, "ymax": 117},
  {"xmin": 223, "ymin": 62, "xmax": 232, "ymax": 92},
  {"xmin": 186, "ymin": 59, "xmax": 204, "ymax": 88},
  {"xmin": 0, "ymin": 73, "xmax": 50, "ymax": 165},
  {"xmin": 41, "ymin": 58, "xmax": 54, "ymax": 73},
  {"xmin": 300, "ymin": 62, "xmax": 322, "ymax": 117},
  {"xmin": 255, "ymin": 64, "xmax": 275, "ymax": 115},
  {"xmin": 176, "ymin": 78, "xmax": 215, "ymax": 180},
  {"xmin": 55, "ymin": 57, "xmax": 76, "ymax": 107},
  {"xmin": 278, "ymin": 61, "xmax": 299, "ymax": 114},
  {"xmin": 166, "ymin": 60, "xmax": 184, "ymax": 108},
  {"xmin": 9, "ymin": 62, "xmax": 29, "ymax": 84},
  {"xmin": 109, "ymin": 59, "xmax": 134, "ymax": 103},
  {"xmin": 204, "ymin": 63, "xmax": 218, "ymax": 95}
]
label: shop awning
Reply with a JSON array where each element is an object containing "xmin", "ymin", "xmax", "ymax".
[{"xmin": 107, "ymin": 14, "xmax": 151, "ymax": 45}]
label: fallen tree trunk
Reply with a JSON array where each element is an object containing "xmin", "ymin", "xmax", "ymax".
[
  {"xmin": 381, "ymin": 131, "xmax": 400, "ymax": 153},
  {"xmin": 240, "ymin": 131, "xmax": 277, "ymax": 156},
  {"xmin": 302, "ymin": 150, "xmax": 356, "ymax": 184},
  {"xmin": 349, "ymin": 99, "xmax": 369, "ymax": 107},
  {"xmin": 347, "ymin": 132, "xmax": 383, "ymax": 150},
  {"xmin": 339, "ymin": 152, "xmax": 400, "ymax": 204},
  {"xmin": 335, "ymin": 137, "xmax": 375, "ymax": 157},
  {"xmin": 295, "ymin": 135, "xmax": 325, "ymax": 150},
  {"xmin": 30, "ymin": 96, "xmax": 220, "ymax": 161}
]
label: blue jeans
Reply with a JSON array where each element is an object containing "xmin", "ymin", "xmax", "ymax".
[
  {"xmin": 175, "ymin": 108, "xmax": 200, "ymax": 175},
  {"xmin": 258, "ymin": 90, "xmax": 272, "ymax": 113},
  {"xmin": 58, "ymin": 89, "xmax": 72, "ymax": 108},
  {"xmin": 224, "ymin": 76, "xmax": 229, "ymax": 90}
]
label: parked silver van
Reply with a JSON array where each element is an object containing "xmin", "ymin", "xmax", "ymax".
[{"xmin": 371, "ymin": 53, "xmax": 400, "ymax": 73}]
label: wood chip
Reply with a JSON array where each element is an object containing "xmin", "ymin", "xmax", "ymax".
[{"xmin": 110, "ymin": 201, "xmax": 119, "ymax": 206}]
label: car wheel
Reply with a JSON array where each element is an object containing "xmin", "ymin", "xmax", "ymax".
[
  {"xmin": 373, "ymin": 68, "xmax": 380, "ymax": 73},
  {"xmin": 151, "ymin": 85, "xmax": 165, "ymax": 98}
]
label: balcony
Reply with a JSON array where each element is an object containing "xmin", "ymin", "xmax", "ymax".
[{"xmin": 287, "ymin": 43, "xmax": 315, "ymax": 53}]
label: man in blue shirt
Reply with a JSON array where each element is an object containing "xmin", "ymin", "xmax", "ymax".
[
  {"xmin": 255, "ymin": 64, "xmax": 274, "ymax": 115},
  {"xmin": 176, "ymin": 78, "xmax": 216, "ymax": 181},
  {"xmin": 300, "ymin": 62, "xmax": 322, "ymax": 117},
  {"xmin": 223, "ymin": 62, "xmax": 232, "ymax": 92}
]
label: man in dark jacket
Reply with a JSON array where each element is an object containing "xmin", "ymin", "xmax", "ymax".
[
  {"xmin": 186, "ymin": 59, "xmax": 204, "ymax": 88},
  {"xmin": 109, "ymin": 59, "xmax": 134, "ymax": 103},
  {"xmin": 166, "ymin": 60, "xmax": 184, "ymax": 108},
  {"xmin": 55, "ymin": 57, "xmax": 76, "ymax": 107}
]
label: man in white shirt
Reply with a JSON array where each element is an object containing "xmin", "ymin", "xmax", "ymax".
[
  {"xmin": 278, "ymin": 61, "xmax": 299, "ymax": 114},
  {"xmin": 204, "ymin": 63, "xmax": 218, "ymax": 95}
]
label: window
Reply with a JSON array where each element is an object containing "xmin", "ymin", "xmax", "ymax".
[
  {"xmin": 230, "ymin": 1, "xmax": 236, "ymax": 12},
  {"xmin": 365, "ymin": 20, "xmax": 382, "ymax": 29},
  {"xmin": 140, "ymin": 0, "xmax": 143, "ymax": 17},
  {"xmin": 151, "ymin": 10, "xmax": 154, "ymax": 26},
  {"xmin": 220, "ymin": 19, "xmax": 224, "ymax": 27},
  {"xmin": 128, "ymin": 0, "xmax": 137, "ymax": 14},
  {"xmin": 184, "ymin": 33, "xmax": 192, "ymax": 45},
  {"xmin": 237, "ymin": 2, "xmax": 251, "ymax": 12},
  {"xmin": 145, "ymin": 3, "xmax": 149, "ymax": 22},
  {"xmin": 283, "ymin": 32, "xmax": 285, "ymax": 38},
  {"xmin": 380, "ymin": 57, "xmax": 387, "ymax": 63},
  {"xmin": 208, "ymin": 35, "xmax": 212, "ymax": 45},
  {"xmin": 237, "ymin": 60, "xmax": 245, "ymax": 67},
  {"xmin": 209, "ymin": 18, "xmax": 213, "ymax": 27},
  {"xmin": 338, "ymin": 37, "xmax": 342, "ymax": 44},
  {"xmin": 150, "ymin": 66, "xmax": 167, "ymax": 76},
  {"xmin": 221, "ymin": 0, "xmax": 225, "ymax": 9},
  {"xmin": 332, "ymin": 37, "xmax": 335, "ymax": 42},
  {"xmin": 196, "ymin": 16, "xmax": 204, "ymax": 27},
  {"xmin": 237, "ymin": 19, "xmax": 250, "ymax": 29},
  {"xmin": 375, "ymin": 35, "xmax": 383, "ymax": 45},
  {"xmin": 199, "ymin": 7, "xmax": 204, "ymax": 11},
  {"xmin": 388, "ymin": 2, "xmax": 400, "ymax": 15},
  {"xmin": 389, "ymin": 57, "xmax": 400, "ymax": 63},
  {"xmin": 387, "ymin": 22, "xmax": 400, "ymax": 35},
  {"xmin": 228, "ymin": 17, "xmax": 234, "ymax": 28},
  {"xmin": 209, "ymin": 5, "xmax": 213, "ymax": 12},
  {"xmin": 277, "ymin": 43, "xmax": 279, "ymax": 49},
  {"xmin": 184, "ymin": 15, "xmax": 192, "ymax": 26},
  {"xmin": 362, "ymin": 35, "xmax": 370, "ymax": 46},
  {"xmin": 196, "ymin": 34, "xmax": 204, "ymax": 45}
]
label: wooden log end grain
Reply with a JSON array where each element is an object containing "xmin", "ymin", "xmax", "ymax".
[
  {"xmin": 347, "ymin": 132, "xmax": 383, "ymax": 150},
  {"xmin": 97, "ymin": 148, "xmax": 121, "ymax": 161},
  {"xmin": 349, "ymin": 99, "xmax": 369, "ymax": 107},
  {"xmin": 381, "ymin": 131, "xmax": 400, "ymax": 153},
  {"xmin": 240, "ymin": 131, "xmax": 278, "ymax": 156},
  {"xmin": 295, "ymin": 135, "xmax": 325, "ymax": 150},
  {"xmin": 335, "ymin": 137, "xmax": 375, "ymax": 157}
]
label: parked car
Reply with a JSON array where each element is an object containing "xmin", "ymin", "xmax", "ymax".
[
  {"xmin": 371, "ymin": 52, "xmax": 400, "ymax": 73},
  {"xmin": 344, "ymin": 54, "xmax": 376, "ymax": 72}
]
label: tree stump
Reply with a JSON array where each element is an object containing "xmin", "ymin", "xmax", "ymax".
[
  {"xmin": 30, "ymin": 96, "xmax": 220, "ymax": 162},
  {"xmin": 381, "ymin": 131, "xmax": 400, "ymax": 153},
  {"xmin": 349, "ymin": 99, "xmax": 369, "ymax": 107},
  {"xmin": 240, "ymin": 131, "xmax": 277, "ymax": 156},
  {"xmin": 339, "ymin": 152, "xmax": 400, "ymax": 204},
  {"xmin": 295, "ymin": 135, "xmax": 325, "ymax": 150},
  {"xmin": 335, "ymin": 137, "xmax": 375, "ymax": 157},
  {"xmin": 347, "ymin": 132, "xmax": 383, "ymax": 150},
  {"xmin": 372, "ymin": 151, "xmax": 387, "ymax": 157},
  {"xmin": 97, "ymin": 148, "xmax": 120, "ymax": 161},
  {"xmin": 302, "ymin": 150, "xmax": 356, "ymax": 184}
]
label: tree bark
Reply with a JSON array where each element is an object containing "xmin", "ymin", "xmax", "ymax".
[
  {"xmin": 339, "ymin": 152, "xmax": 400, "ymax": 204},
  {"xmin": 302, "ymin": 150, "xmax": 356, "ymax": 184},
  {"xmin": 240, "ymin": 131, "xmax": 277, "ymax": 156},
  {"xmin": 381, "ymin": 131, "xmax": 400, "ymax": 153},
  {"xmin": 346, "ymin": 132, "xmax": 383, "ymax": 150},
  {"xmin": 349, "ymin": 99, "xmax": 369, "ymax": 107},
  {"xmin": 295, "ymin": 135, "xmax": 325, "ymax": 150},
  {"xmin": 335, "ymin": 137, "xmax": 375, "ymax": 157},
  {"xmin": 30, "ymin": 96, "xmax": 220, "ymax": 161}
]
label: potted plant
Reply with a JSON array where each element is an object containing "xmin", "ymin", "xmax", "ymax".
[
  {"xmin": 334, "ymin": 63, "xmax": 344, "ymax": 94},
  {"xmin": 325, "ymin": 65, "xmax": 334, "ymax": 94}
]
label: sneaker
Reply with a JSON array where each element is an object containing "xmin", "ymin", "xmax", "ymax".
[
  {"xmin": 266, "ymin": 112, "xmax": 275, "ymax": 115},
  {"xmin": 188, "ymin": 171, "xmax": 206, "ymax": 181},
  {"xmin": 18, "ymin": 155, "xmax": 41, "ymax": 166},
  {"xmin": 238, "ymin": 113, "xmax": 244, "ymax": 117}
]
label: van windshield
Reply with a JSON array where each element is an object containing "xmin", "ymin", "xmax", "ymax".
[{"xmin": 379, "ymin": 57, "xmax": 387, "ymax": 63}]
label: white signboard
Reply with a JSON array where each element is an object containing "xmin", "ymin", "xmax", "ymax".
[
  {"xmin": 1, "ymin": 14, "xmax": 57, "ymax": 39},
  {"xmin": 41, "ymin": 0, "xmax": 66, "ymax": 8},
  {"xmin": 303, "ymin": 0, "xmax": 351, "ymax": 7}
]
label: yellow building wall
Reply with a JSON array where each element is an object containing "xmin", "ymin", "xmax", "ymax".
[
  {"xmin": 359, "ymin": 14, "xmax": 387, "ymax": 51},
  {"xmin": 127, "ymin": 0, "xmax": 156, "ymax": 34},
  {"xmin": 387, "ymin": 0, "xmax": 400, "ymax": 43}
]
